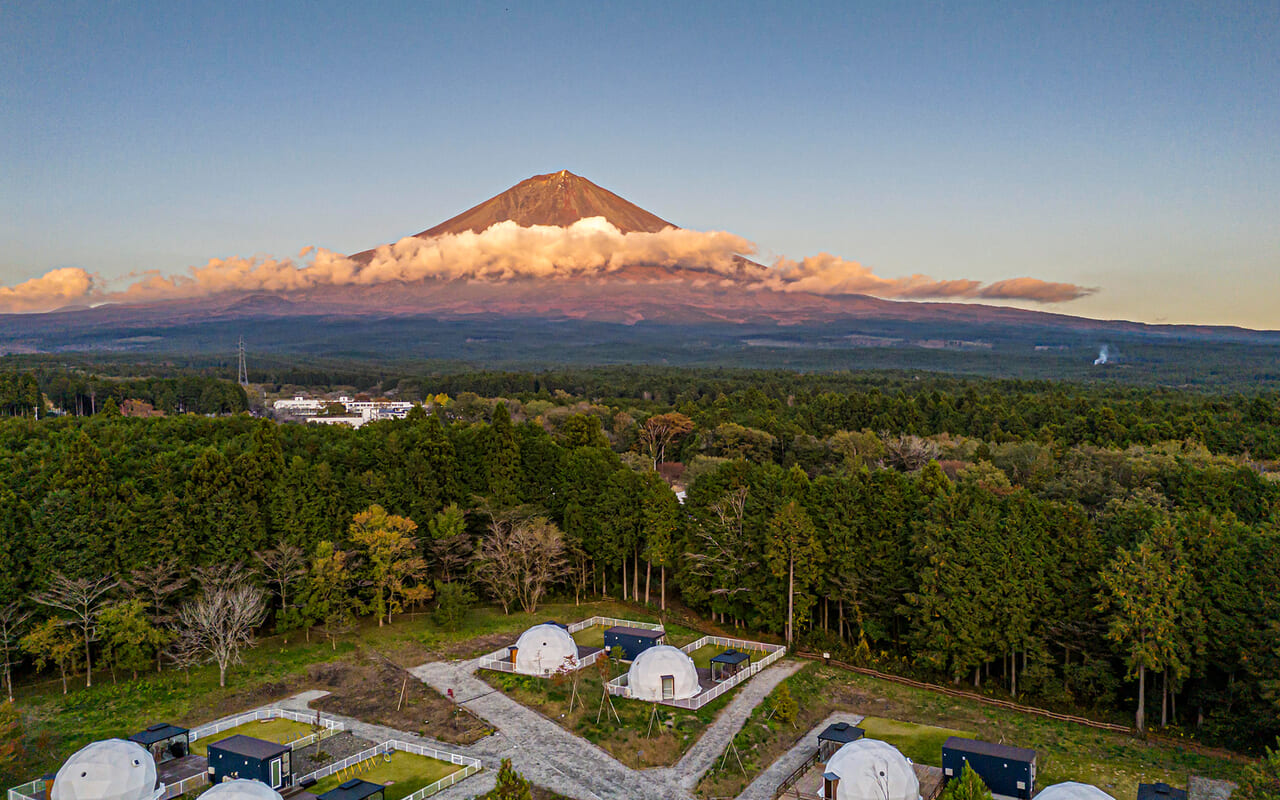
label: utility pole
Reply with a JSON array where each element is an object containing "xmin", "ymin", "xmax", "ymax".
[{"xmin": 237, "ymin": 336, "xmax": 249, "ymax": 387}]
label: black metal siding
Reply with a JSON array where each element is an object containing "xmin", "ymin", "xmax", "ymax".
[
  {"xmin": 604, "ymin": 631, "xmax": 660, "ymax": 660},
  {"xmin": 942, "ymin": 746, "xmax": 1034, "ymax": 799}
]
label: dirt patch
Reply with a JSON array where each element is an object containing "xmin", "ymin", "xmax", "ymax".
[
  {"xmin": 309, "ymin": 650, "xmax": 492, "ymax": 745},
  {"xmin": 178, "ymin": 677, "xmax": 312, "ymax": 729}
]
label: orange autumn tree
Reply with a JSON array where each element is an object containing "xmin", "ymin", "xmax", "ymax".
[{"xmin": 349, "ymin": 505, "xmax": 432, "ymax": 626}]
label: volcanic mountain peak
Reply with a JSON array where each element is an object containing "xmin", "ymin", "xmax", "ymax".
[
  {"xmin": 419, "ymin": 170, "xmax": 676, "ymax": 237},
  {"xmin": 350, "ymin": 171, "xmax": 677, "ymax": 262}
]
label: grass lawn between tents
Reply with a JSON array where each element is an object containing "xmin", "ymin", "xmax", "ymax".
[
  {"xmin": 481, "ymin": 660, "xmax": 737, "ymax": 769},
  {"xmin": 310, "ymin": 751, "xmax": 463, "ymax": 800},
  {"xmin": 695, "ymin": 661, "xmax": 1252, "ymax": 800},
  {"xmin": 857, "ymin": 717, "xmax": 971, "ymax": 765},
  {"xmin": 189, "ymin": 718, "xmax": 317, "ymax": 756}
]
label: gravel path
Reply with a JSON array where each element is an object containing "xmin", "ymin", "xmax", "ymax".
[
  {"xmin": 255, "ymin": 657, "xmax": 806, "ymax": 800},
  {"xmin": 292, "ymin": 731, "xmax": 377, "ymax": 778},
  {"xmin": 413, "ymin": 657, "xmax": 683, "ymax": 800},
  {"xmin": 664, "ymin": 660, "xmax": 805, "ymax": 791},
  {"xmin": 736, "ymin": 712, "xmax": 864, "ymax": 800}
]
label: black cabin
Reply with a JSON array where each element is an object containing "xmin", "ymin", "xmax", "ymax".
[
  {"xmin": 207, "ymin": 735, "xmax": 293, "ymax": 790},
  {"xmin": 817, "ymin": 721, "xmax": 864, "ymax": 761},
  {"xmin": 942, "ymin": 736, "xmax": 1036, "ymax": 799},
  {"xmin": 1137, "ymin": 784, "xmax": 1188, "ymax": 800},
  {"xmin": 318, "ymin": 779, "xmax": 385, "ymax": 800},
  {"xmin": 129, "ymin": 723, "xmax": 190, "ymax": 764},
  {"xmin": 603, "ymin": 626, "xmax": 664, "ymax": 660}
]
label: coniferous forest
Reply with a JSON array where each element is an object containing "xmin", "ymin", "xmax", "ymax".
[{"xmin": 1, "ymin": 365, "xmax": 1277, "ymax": 755}]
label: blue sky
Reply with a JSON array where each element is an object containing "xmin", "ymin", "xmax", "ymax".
[{"xmin": 2, "ymin": 1, "xmax": 1277, "ymax": 326}]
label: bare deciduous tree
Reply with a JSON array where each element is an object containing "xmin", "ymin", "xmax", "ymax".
[
  {"xmin": 177, "ymin": 583, "xmax": 267, "ymax": 688},
  {"xmin": 687, "ymin": 487, "xmax": 758, "ymax": 624},
  {"xmin": 191, "ymin": 561, "xmax": 258, "ymax": 593},
  {"xmin": 0, "ymin": 602, "xmax": 32, "ymax": 701},
  {"xmin": 125, "ymin": 560, "xmax": 189, "ymax": 672},
  {"xmin": 881, "ymin": 433, "xmax": 941, "ymax": 472},
  {"xmin": 472, "ymin": 514, "xmax": 567, "ymax": 614},
  {"xmin": 164, "ymin": 626, "xmax": 203, "ymax": 685},
  {"xmin": 254, "ymin": 542, "xmax": 307, "ymax": 616},
  {"xmin": 32, "ymin": 573, "xmax": 116, "ymax": 688}
]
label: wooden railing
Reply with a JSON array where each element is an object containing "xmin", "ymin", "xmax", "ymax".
[{"xmin": 772, "ymin": 749, "xmax": 820, "ymax": 799}]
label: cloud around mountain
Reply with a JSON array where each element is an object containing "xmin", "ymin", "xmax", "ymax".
[{"xmin": 0, "ymin": 217, "xmax": 1094, "ymax": 313}]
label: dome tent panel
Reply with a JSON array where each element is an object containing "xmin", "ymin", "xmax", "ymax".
[
  {"xmin": 823, "ymin": 738, "xmax": 920, "ymax": 800},
  {"xmin": 1036, "ymin": 783, "xmax": 1116, "ymax": 800},
  {"xmin": 626, "ymin": 644, "xmax": 699, "ymax": 701},
  {"xmin": 513, "ymin": 623, "xmax": 579, "ymax": 675},
  {"xmin": 202, "ymin": 781, "xmax": 284, "ymax": 800},
  {"xmin": 52, "ymin": 740, "xmax": 161, "ymax": 800}
]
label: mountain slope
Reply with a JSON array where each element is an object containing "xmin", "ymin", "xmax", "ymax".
[{"xmin": 349, "ymin": 170, "xmax": 675, "ymax": 262}]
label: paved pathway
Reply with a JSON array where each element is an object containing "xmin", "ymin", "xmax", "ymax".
[
  {"xmin": 251, "ymin": 658, "xmax": 805, "ymax": 800},
  {"xmin": 663, "ymin": 660, "xmax": 805, "ymax": 791},
  {"xmin": 736, "ymin": 712, "xmax": 863, "ymax": 800},
  {"xmin": 412, "ymin": 657, "xmax": 685, "ymax": 800}
]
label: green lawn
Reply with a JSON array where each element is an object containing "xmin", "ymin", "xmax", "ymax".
[
  {"xmin": 686, "ymin": 644, "xmax": 722, "ymax": 670},
  {"xmin": 190, "ymin": 718, "xmax": 317, "ymax": 756},
  {"xmin": 4, "ymin": 598, "xmax": 650, "ymax": 786},
  {"xmin": 571, "ymin": 625, "xmax": 606, "ymax": 649},
  {"xmin": 695, "ymin": 661, "xmax": 1253, "ymax": 800},
  {"xmin": 311, "ymin": 751, "xmax": 464, "ymax": 800},
  {"xmin": 857, "ymin": 716, "xmax": 971, "ymax": 766}
]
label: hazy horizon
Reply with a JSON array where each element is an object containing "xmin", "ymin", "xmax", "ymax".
[{"xmin": 2, "ymin": 2, "xmax": 1277, "ymax": 328}]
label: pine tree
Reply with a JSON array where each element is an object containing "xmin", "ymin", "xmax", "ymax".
[
  {"xmin": 766, "ymin": 498, "xmax": 824, "ymax": 646},
  {"xmin": 941, "ymin": 763, "xmax": 994, "ymax": 800}
]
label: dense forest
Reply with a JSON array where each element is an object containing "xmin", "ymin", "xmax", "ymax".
[{"xmin": 0, "ymin": 367, "xmax": 1277, "ymax": 754}]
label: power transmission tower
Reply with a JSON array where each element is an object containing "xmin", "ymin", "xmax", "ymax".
[{"xmin": 237, "ymin": 336, "xmax": 249, "ymax": 387}]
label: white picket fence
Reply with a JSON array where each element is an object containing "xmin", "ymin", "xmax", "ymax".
[
  {"xmin": 566, "ymin": 616, "xmax": 663, "ymax": 634},
  {"xmin": 160, "ymin": 773, "xmax": 209, "ymax": 800},
  {"xmin": 476, "ymin": 616, "xmax": 663, "ymax": 675},
  {"xmin": 299, "ymin": 739, "xmax": 482, "ymax": 800},
  {"xmin": 607, "ymin": 635, "xmax": 786, "ymax": 709},
  {"xmin": 190, "ymin": 707, "xmax": 343, "ymax": 749},
  {"xmin": 7, "ymin": 778, "xmax": 43, "ymax": 800}
]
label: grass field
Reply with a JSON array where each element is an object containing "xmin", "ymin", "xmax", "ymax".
[
  {"xmin": 190, "ymin": 718, "xmax": 316, "ymax": 756},
  {"xmin": 686, "ymin": 644, "xmax": 722, "ymax": 670},
  {"xmin": 857, "ymin": 716, "xmax": 971, "ymax": 765},
  {"xmin": 310, "ymin": 751, "xmax": 464, "ymax": 800},
  {"xmin": 3, "ymin": 598, "xmax": 659, "ymax": 786},
  {"xmin": 695, "ymin": 661, "xmax": 1252, "ymax": 800}
]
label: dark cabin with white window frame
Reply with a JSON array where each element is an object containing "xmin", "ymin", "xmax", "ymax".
[{"xmin": 207, "ymin": 735, "xmax": 293, "ymax": 790}]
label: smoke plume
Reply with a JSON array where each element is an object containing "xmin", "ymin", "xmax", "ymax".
[
  {"xmin": 0, "ymin": 218, "xmax": 1096, "ymax": 313},
  {"xmin": 1093, "ymin": 345, "xmax": 1110, "ymax": 365}
]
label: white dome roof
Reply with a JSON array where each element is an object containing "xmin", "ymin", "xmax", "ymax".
[
  {"xmin": 513, "ymin": 623, "xmax": 578, "ymax": 675},
  {"xmin": 824, "ymin": 738, "xmax": 920, "ymax": 800},
  {"xmin": 626, "ymin": 645, "xmax": 700, "ymax": 701},
  {"xmin": 1036, "ymin": 783, "xmax": 1116, "ymax": 800},
  {"xmin": 52, "ymin": 739, "xmax": 159, "ymax": 800},
  {"xmin": 203, "ymin": 780, "xmax": 284, "ymax": 800}
]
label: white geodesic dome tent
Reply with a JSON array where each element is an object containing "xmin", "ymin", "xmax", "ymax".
[
  {"xmin": 51, "ymin": 739, "xmax": 161, "ymax": 800},
  {"xmin": 513, "ymin": 623, "xmax": 578, "ymax": 675},
  {"xmin": 203, "ymin": 779, "xmax": 285, "ymax": 800},
  {"xmin": 1035, "ymin": 783, "xmax": 1116, "ymax": 800},
  {"xmin": 626, "ymin": 644, "xmax": 699, "ymax": 701},
  {"xmin": 823, "ymin": 738, "xmax": 921, "ymax": 800}
]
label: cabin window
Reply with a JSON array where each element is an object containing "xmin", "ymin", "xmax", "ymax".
[{"xmin": 661, "ymin": 675, "xmax": 675, "ymax": 700}]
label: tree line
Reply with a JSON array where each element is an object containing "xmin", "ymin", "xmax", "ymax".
[{"xmin": 0, "ymin": 380, "xmax": 1277, "ymax": 752}]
